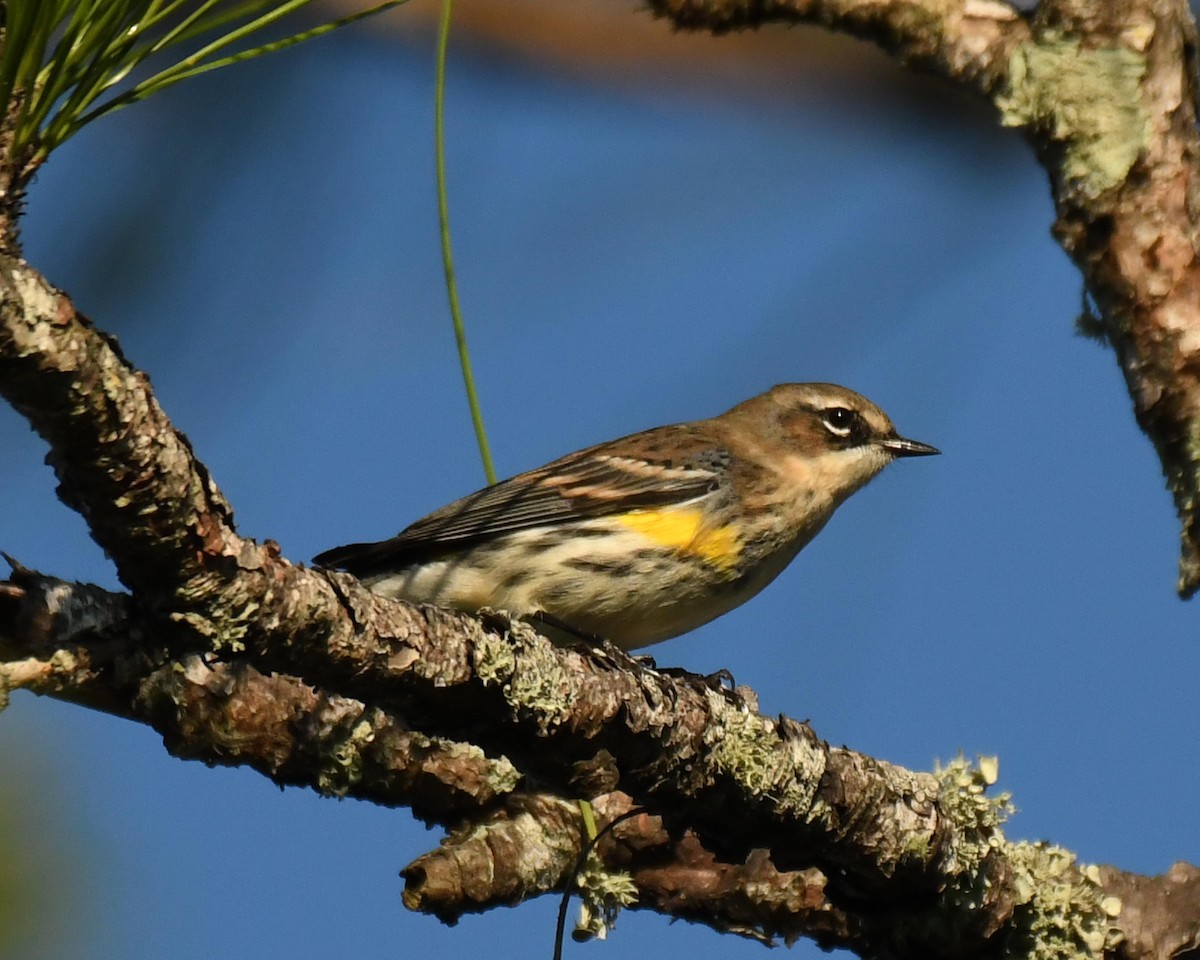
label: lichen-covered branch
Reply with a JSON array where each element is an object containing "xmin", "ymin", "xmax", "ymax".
[
  {"xmin": 0, "ymin": 571, "xmax": 855, "ymax": 948},
  {"xmin": 649, "ymin": 0, "xmax": 1030, "ymax": 94},
  {"xmin": 0, "ymin": 258, "xmax": 240, "ymax": 602},
  {"xmin": 0, "ymin": 254, "xmax": 1196, "ymax": 955},
  {"xmin": 651, "ymin": 0, "xmax": 1200, "ymax": 597},
  {"xmin": 3, "ymin": 0, "xmax": 1200, "ymax": 953},
  {"xmin": 1023, "ymin": 0, "xmax": 1200, "ymax": 597},
  {"xmin": 402, "ymin": 789, "xmax": 860, "ymax": 948},
  {"xmin": 0, "ymin": 567, "xmax": 523, "ymax": 822},
  {"xmin": 1, "ymin": 566, "xmax": 1186, "ymax": 958}
]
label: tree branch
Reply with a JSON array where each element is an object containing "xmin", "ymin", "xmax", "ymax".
[
  {"xmin": 402, "ymin": 790, "xmax": 862, "ymax": 950},
  {"xmin": 0, "ymin": 569, "xmax": 859, "ymax": 947},
  {"xmin": 3, "ymin": 564, "xmax": 1184, "ymax": 958},
  {"xmin": 0, "ymin": 266, "xmax": 989, "ymax": 921},
  {"xmin": 0, "ymin": 258, "xmax": 238, "ymax": 601},
  {"xmin": 651, "ymin": 0, "xmax": 1029, "ymax": 93},
  {"xmin": 5, "ymin": 0, "xmax": 1200, "ymax": 954}
]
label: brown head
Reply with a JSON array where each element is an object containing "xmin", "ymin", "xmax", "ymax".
[{"xmin": 716, "ymin": 382, "xmax": 939, "ymax": 512}]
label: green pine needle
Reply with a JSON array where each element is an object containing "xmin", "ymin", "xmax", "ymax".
[
  {"xmin": 434, "ymin": 0, "xmax": 497, "ymax": 486},
  {"xmin": 1, "ymin": 0, "xmax": 409, "ymax": 176}
]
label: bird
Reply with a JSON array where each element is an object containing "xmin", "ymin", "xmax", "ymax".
[{"xmin": 314, "ymin": 383, "xmax": 938, "ymax": 650}]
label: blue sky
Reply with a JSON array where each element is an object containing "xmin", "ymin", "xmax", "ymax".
[{"xmin": 2, "ymin": 12, "xmax": 1197, "ymax": 960}]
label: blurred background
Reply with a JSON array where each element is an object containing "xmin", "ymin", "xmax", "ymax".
[{"xmin": 2, "ymin": 1, "xmax": 1197, "ymax": 958}]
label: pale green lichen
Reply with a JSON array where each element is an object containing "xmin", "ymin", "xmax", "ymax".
[
  {"xmin": 477, "ymin": 614, "xmax": 576, "ymax": 731},
  {"xmin": 702, "ymin": 692, "xmax": 825, "ymax": 815},
  {"xmin": 997, "ymin": 35, "xmax": 1149, "ymax": 198},
  {"xmin": 473, "ymin": 613, "xmax": 518, "ymax": 687},
  {"xmin": 902, "ymin": 830, "xmax": 933, "ymax": 860},
  {"xmin": 1003, "ymin": 842, "xmax": 1124, "ymax": 959},
  {"xmin": 573, "ymin": 857, "xmax": 639, "ymax": 942},
  {"xmin": 935, "ymin": 755, "xmax": 1014, "ymax": 861},
  {"xmin": 317, "ymin": 717, "xmax": 377, "ymax": 796},
  {"xmin": 926, "ymin": 756, "xmax": 1016, "ymax": 937},
  {"xmin": 171, "ymin": 609, "xmax": 247, "ymax": 653},
  {"xmin": 441, "ymin": 739, "xmax": 523, "ymax": 796},
  {"xmin": 932, "ymin": 757, "xmax": 1122, "ymax": 959}
]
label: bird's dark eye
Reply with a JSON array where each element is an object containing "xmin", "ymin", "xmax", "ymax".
[{"xmin": 821, "ymin": 407, "xmax": 856, "ymax": 437}]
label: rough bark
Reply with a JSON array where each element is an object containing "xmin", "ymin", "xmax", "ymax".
[
  {"xmin": 3, "ymin": 0, "xmax": 1200, "ymax": 956},
  {"xmin": 0, "ymin": 545, "xmax": 1183, "ymax": 959}
]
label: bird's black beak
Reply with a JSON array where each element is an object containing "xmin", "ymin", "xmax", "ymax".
[{"xmin": 879, "ymin": 435, "xmax": 941, "ymax": 457}]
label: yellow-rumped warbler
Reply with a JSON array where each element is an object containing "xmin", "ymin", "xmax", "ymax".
[{"xmin": 315, "ymin": 383, "xmax": 937, "ymax": 649}]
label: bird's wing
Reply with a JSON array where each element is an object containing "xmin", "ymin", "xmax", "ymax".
[{"xmin": 313, "ymin": 429, "xmax": 728, "ymax": 574}]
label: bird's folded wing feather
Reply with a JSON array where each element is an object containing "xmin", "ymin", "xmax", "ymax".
[{"xmin": 313, "ymin": 433, "xmax": 727, "ymax": 573}]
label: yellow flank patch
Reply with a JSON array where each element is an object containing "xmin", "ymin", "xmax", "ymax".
[{"xmin": 616, "ymin": 508, "xmax": 741, "ymax": 573}]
